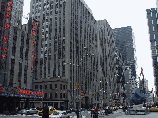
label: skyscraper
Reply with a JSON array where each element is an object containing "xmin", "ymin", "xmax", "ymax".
[
  {"xmin": 0, "ymin": 0, "xmax": 24, "ymax": 87},
  {"xmin": 29, "ymin": 0, "xmax": 117, "ymax": 108},
  {"xmin": 113, "ymin": 26, "xmax": 136, "ymax": 79},
  {"xmin": 146, "ymin": 8, "xmax": 158, "ymax": 96}
]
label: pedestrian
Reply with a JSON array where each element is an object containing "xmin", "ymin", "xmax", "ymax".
[
  {"xmin": 94, "ymin": 107, "xmax": 98, "ymax": 118},
  {"xmin": 42, "ymin": 105, "xmax": 49, "ymax": 118},
  {"xmin": 76, "ymin": 107, "xmax": 79, "ymax": 118}
]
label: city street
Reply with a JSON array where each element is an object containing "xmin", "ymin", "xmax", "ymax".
[{"xmin": 0, "ymin": 109, "xmax": 158, "ymax": 118}]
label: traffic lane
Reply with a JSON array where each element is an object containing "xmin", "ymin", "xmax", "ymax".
[
  {"xmin": 0, "ymin": 114, "xmax": 39, "ymax": 118},
  {"xmin": 104, "ymin": 112, "xmax": 158, "ymax": 118}
]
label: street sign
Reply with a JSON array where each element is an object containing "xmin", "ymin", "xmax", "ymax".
[{"xmin": 81, "ymin": 91, "xmax": 84, "ymax": 96}]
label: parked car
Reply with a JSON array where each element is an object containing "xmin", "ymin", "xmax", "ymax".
[
  {"xmin": 50, "ymin": 111, "xmax": 70, "ymax": 118},
  {"xmin": 37, "ymin": 107, "xmax": 58, "ymax": 116},
  {"xmin": 25, "ymin": 108, "xmax": 39, "ymax": 115}
]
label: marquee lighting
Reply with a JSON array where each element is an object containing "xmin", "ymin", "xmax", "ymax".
[
  {"xmin": 2, "ymin": 1, "xmax": 11, "ymax": 60},
  {"xmin": 31, "ymin": 22, "xmax": 36, "ymax": 70}
]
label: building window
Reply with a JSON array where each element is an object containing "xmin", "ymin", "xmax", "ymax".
[
  {"xmin": 63, "ymin": 93, "xmax": 65, "ymax": 98},
  {"xmin": 55, "ymin": 84, "xmax": 57, "ymax": 89},
  {"xmin": 55, "ymin": 93, "xmax": 58, "ymax": 98},
  {"xmin": 40, "ymin": 85, "xmax": 42, "ymax": 90},
  {"xmin": 50, "ymin": 93, "xmax": 52, "ymax": 99},
  {"xmin": 44, "ymin": 93, "xmax": 47, "ymax": 98},
  {"xmin": 60, "ymin": 84, "xmax": 62, "ymax": 90},
  {"xmin": 60, "ymin": 93, "xmax": 62, "ymax": 98},
  {"xmin": 63, "ymin": 85, "xmax": 65, "ymax": 90},
  {"xmin": 35, "ymin": 85, "xmax": 38, "ymax": 89},
  {"xmin": 66, "ymin": 85, "xmax": 67, "ymax": 89},
  {"xmin": 45, "ymin": 85, "xmax": 47, "ymax": 89},
  {"xmin": 50, "ymin": 84, "xmax": 52, "ymax": 89}
]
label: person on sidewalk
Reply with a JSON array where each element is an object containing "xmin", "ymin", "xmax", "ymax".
[
  {"xmin": 42, "ymin": 105, "xmax": 49, "ymax": 118},
  {"xmin": 75, "ymin": 107, "xmax": 79, "ymax": 118},
  {"xmin": 94, "ymin": 107, "xmax": 98, "ymax": 118}
]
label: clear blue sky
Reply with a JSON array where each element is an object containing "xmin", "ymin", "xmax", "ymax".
[{"xmin": 23, "ymin": 0, "xmax": 157, "ymax": 92}]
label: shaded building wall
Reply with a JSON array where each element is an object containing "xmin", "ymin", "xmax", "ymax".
[{"xmin": 146, "ymin": 8, "xmax": 158, "ymax": 95}]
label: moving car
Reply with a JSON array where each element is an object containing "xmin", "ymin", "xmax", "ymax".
[
  {"xmin": 104, "ymin": 106, "xmax": 112, "ymax": 114},
  {"xmin": 112, "ymin": 107, "xmax": 118, "ymax": 111},
  {"xmin": 25, "ymin": 108, "xmax": 39, "ymax": 115},
  {"xmin": 37, "ymin": 107, "xmax": 58, "ymax": 116},
  {"xmin": 149, "ymin": 107, "xmax": 158, "ymax": 112},
  {"xmin": 50, "ymin": 111, "xmax": 70, "ymax": 118},
  {"xmin": 119, "ymin": 106, "xmax": 123, "ymax": 109}
]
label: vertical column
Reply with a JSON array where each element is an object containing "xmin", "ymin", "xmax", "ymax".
[{"xmin": 58, "ymin": 102, "xmax": 60, "ymax": 109}]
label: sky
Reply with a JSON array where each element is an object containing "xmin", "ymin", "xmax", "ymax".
[{"xmin": 22, "ymin": 0, "xmax": 157, "ymax": 92}]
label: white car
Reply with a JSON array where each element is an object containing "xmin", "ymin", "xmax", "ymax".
[
  {"xmin": 19, "ymin": 108, "xmax": 29, "ymax": 115},
  {"xmin": 25, "ymin": 108, "xmax": 39, "ymax": 115},
  {"xmin": 50, "ymin": 111, "xmax": 70, "ymax": 118}
]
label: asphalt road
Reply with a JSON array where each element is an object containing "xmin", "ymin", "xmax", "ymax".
[{"xmin": 0, "ymin": 109, "xmax": 158, "ymax": 118}]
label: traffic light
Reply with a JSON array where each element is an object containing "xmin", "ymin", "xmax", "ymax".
[
  {"xmin": 76, "ymin": 83, "xmax": 79, "ymax": 89},
  {"xmin": 18, "ymin": 85, "xmax": 20, "ymax": 89},
  {"xmin": 95, "ymin": 91, "xmax": 98, "ymax": 94}
]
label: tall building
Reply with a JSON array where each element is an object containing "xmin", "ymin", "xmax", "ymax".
[
  {"xmin": 29, "ymin": 0, "xmax": 117, "ymax": 108},
  {"xmin": 146, "ymin": 8, "xmax": 158, "ymax": 96},
  {"xmin": 97, "ymin": 20, "xmax": 116, "ymax": 107},
  {"xmin": 0, "ymin": 0, "xmax": 24, "ymax": 87},
  {"xmin": 0, "ymin": 0, "xmax": 44, "ymax": 114},
  {"xmin": 113, "ymin": 26, "xmax": 136, "ymax": 79}
]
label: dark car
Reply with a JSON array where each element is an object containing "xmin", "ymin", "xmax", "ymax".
[
  {"xmin": 105, "ymin": 106, "xmax": 112, "ymax": 114},
  {"xmin": 66, "ymin": 109, "xmax": 72, "ymax": 113}
]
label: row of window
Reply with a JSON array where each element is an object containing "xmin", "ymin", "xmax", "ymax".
[
  {"xmin": 44, "ymin": 92, "xmax": 67, "ymax": 99},
  {"xmin": 35, "ymin": 84, "xmax": 67, "ymax": 90}
]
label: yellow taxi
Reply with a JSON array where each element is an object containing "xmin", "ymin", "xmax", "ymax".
[
  {"xmin": 112, "ymin": 107, "xmax": 118, "ymax": 111},
  {"xmin": 37, "ymin": 107, "xmax": 58, "ymax": 116},
  {"xmin": 149, "ymin": 107, "xmax": 158, "ymax": 112}
]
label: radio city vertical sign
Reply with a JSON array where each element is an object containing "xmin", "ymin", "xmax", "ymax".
[
  {"xmin": 1, "ymin": 1, "xmax": 11, "ymax": 67},
  {"xmin": 31, "ymin": 22, "xmax": 36, "ymax": 70}
]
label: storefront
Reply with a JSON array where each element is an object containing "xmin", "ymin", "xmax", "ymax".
[{"xmin": 0, "ymin": 86, "xmax": 43, "ymax": 114}]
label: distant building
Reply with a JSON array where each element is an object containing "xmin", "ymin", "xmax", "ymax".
[{"xmin": 113, "ymin": 26, "xmax": 136, "ymax": 79}]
